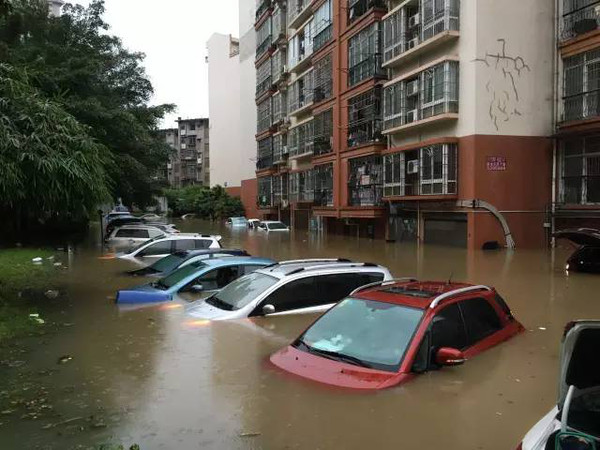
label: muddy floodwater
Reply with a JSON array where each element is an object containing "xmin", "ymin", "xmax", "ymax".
[{"xmin": 1, "ymin": 219, "xmax": 599, "ymax": 449}]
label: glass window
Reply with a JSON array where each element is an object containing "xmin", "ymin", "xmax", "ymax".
[
  {"xmin": 297, "ymin": 298, "xmax": 424, "ymax": 372},
  {"xmin": 242, "ymin": 264, "xmax": 267, "ymax": 275},
  {"xmin": 431, "ymin": 303, "xmax": 468, "ymax": 351},
  {"xmin": 159, "ymin": 261, "xmax": 208, "ymax": 289},
  {"xmin": 205, "ymin": 272, "xmax": 279, "ymax": 311},
  {"xmin": 116, "ymin": 229, "xmax": 149, "ymax": 238},
  {"xmin": 189, "ymin": 266, "xmax": 240, "ymax": 291},
  {"xmin": 175, "ymin": 239, "xmax": 197, "ymax": 251},
  {"xmin": 459, "ymin": 298, "xmax": 502, "ymax": 345},
  {"xmin": 149, "ymin": 253, "xmax": 187, "ymax": 273},
  {"xmin": 253, "ymin": 276, "xmax": 319, "ymax": 314},
  {"xmin": 348, "ymin": 22, "xmax": 383, "ymax": 87},
  {"xmin": 347, "ymin": 87, "xmax": 383, "ymax": 148},
  {"xmin": 138, "ymin": 240, "xmax": 173, "ymax": 257},
  {"xmin": 195, "ymin": 239, "xmax": 213, "ymax": 249},
  {"xmin": 316, "ymin": 273, "xmax": 384, "ymax": 304}
]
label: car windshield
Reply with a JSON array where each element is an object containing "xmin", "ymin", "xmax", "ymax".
[
  {"xmin": 149, "ymin": 253, "xmax": 187, "ymax": 272},
  {"xmin": 268, "ymin": 222, "xmax": 287, "ymax": 230},
  {"xmin": 157, "ymin": 261, "xmax": 208, "ymax": 289},
  {"xmin": 295, "ymin": 298, "xmax": 424, "ymax": 372},
  {"xmin": 206, "ymin": 272, "xmax": 279, "ymax": 311}
]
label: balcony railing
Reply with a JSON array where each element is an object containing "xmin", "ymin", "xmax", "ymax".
[
  {"xmin": 314, "ymin": 136, "xmax": 332, "ymax": 156},
  {"xmin": 256, "ymin": 75, "xmax": 272, "ymax": 97},
  {"xmin": 349, "ymin": 186, "xmax": 383, "ymax": 206},
  {"xmin": 348, "ymin": 54, "xmax": 385, "ymax": 87},
  {"xmin": 256, "ymin": 154, "xmax": 274, "ymax": 170},
  {"xmin": 348, "ymin": 0, "xmax": 386, "ymax": 24},
  {"xmin": 562, "ymin": 1, "xmax": 600, "ymax": 41},
  {"xmin": 563, "ymin": 91, "xmax": 600, "ymax": 122},
  {"xmin": 256, "ymin": 0, "xmax": 271, "ymax": 22},
  {"xmin": 256, "ymin": 35, "xmax": 273, "ymax": 59},
  {"xmin": 313, "ymin": 24, "xmax": 333, "ymax": 52},
  {"xmin": 287, "ymin": 0, "xmax": 309, "ymax": 28}
]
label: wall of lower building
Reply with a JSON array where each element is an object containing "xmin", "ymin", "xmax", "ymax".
[{"xmin": 240, "ymin": 178, "xmax": 259, "ymax": 219}]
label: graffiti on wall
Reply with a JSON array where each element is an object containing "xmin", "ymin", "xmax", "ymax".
[{"xmin": 473, "ymin": 39, "xmax": 531, "ymax": 131}]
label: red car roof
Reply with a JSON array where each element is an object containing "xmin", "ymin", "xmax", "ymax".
[{"xmin": 355, "ymin": 281, "xmax": 479, "ymax": 309}]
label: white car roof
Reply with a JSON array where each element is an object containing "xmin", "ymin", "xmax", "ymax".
[
  {"xmin": 261, "ymin": 221, "xmax": 284, "ymax": 224},
  {"xmin": 254, "ymin": 259, "xmax": 388, "ymax": 281},
  {"xmin": 115, "ymin": 224, "xmax": 165, "ymax": 230}
]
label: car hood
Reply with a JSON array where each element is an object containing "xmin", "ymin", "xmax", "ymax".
[
  {"xmin": 185, "ymin": 300, "xmax": 232, "ymax": 320},
  {"xmin": 553, "ymin": 228, "xmax": 600, "ymax": 247},
  {"xmin": 116, "ymin": 285, "xmax": 172, "ymax": 304},
  {"xmin": 559, "ymin": 320, "xmax": 600, "ymax": 410},
  {"xmin": 270, "ymin": 346, "xmax": 407, "ymax": 390}
]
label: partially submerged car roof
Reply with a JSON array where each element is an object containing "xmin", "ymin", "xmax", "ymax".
[
  {"xmin": 553, "ymin": 228, "xmax": 600, "ymax": 247},
  {"xmin": 559, "ymin": 320, "xmax": 600, "ymax": 410},
  {"xmin": 255, "ymin": 258, "xmax": 386, "ymax": 280}
]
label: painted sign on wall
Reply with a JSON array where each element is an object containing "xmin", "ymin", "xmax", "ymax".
[{"xmin": 486, "ymin": 156, "xmax": 507, "ymax": 171}]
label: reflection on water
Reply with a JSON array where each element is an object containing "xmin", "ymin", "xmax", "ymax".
[{"xmin": 0, "ymin": 219, "xmax": 598, "ymax": 449}]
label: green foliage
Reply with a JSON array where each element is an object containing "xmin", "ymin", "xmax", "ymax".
[
  {"xmin": 165, "ymin": 185, "xmax": 245, "ymax": 220},
  {"xmin": 0, "ymin": 64, "xmax": 110, "ymax": 227},
  {"xmin": 0, "ymin": 0, "xmax": 174, "ymax": 225}
]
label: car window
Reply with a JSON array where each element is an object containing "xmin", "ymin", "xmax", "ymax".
[
  {"xmin": 160, "ymin": 261, "xmax": 208, "ymax": 289},
  {"xmin": 316, "ymin": 273, "xmax": 384, "ymax": 304},
  {"xmin": 459, "ymin": 298, "xmax": 502, "ymax": 345},
  {"xmin": 242, "ymin": 264, "xmax": 266, "ymax": 274},
  {"xmin": 115, "ymin": 229, "xmax": 135, "ymax": 238},
  {"xmin": 148, "ymin": 229, "xmax": 162, "ymax": 238},
  {"xmin": 205, "ymin": 272, "xmax": 279, "ymax": 311},
  {"xmin": 195, "ymin": 239, "xmax": 212, "ymax": 249},
  {"xmin": 176, "ymin": 239, "xmax": 196, "ymax": 251},
  {"xmin": 251, "ymin": 276, "xmax": 318, "ymax": 315},
  {"xmin": 431, "ymin": 303, "xmax": 468, "ymax": 352},
  {"xmin": 138, "ymin": 240, "xmax": 172, "ymax": 257},
  {"xmin": 185, "ymin": 266, "xmax": 240, "ymax": 291}
]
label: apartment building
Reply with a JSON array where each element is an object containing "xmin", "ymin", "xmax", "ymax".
[
  {"xmin": 254, "ymin": 0, "xmax": 555, "ymax": 247},
  {"xmin": 162, "ymin": 118, "xmax": 210, "ymax": 189},
  {"xmin": 553, "ymin": 0, "xmax": 600, "ymax": 232}
]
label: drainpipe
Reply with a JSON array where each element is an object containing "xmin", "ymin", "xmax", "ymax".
[
  {"xmin": 551, "ymin": 0, "xmax": 560, "ymax": 247},
  {"xmin": 456, "ymin": 199, "xmax": 516, "ymax": 249}
]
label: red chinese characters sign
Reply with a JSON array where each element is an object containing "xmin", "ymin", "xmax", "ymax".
[{"xmin": 486, "ymin": 156, "xmax": 506, "ymax": 171}]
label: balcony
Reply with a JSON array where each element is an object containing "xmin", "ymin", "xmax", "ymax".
[
  {"xmin": 256, "ymin": 0, "xmax": 272, "ymax": 22},
  {"xmin": 382, "ymin": 144, "xmax": 457, "ymax": 198},
  {"xmin": 348, "ymin": 0, "xmax": 386, "ymax": 25},
  {"xmin": 313, "ymin": 24, "xmax": 333, "ymax": 53},
  {"xmin": 562, "ymin": 1, "xmax": 600, "ymax": 42},
  {"xmin": 288, "ymin": 121, "xmax": 314, "ymax": 158},
  {"xmin": 289, "ymin": 170, "xmax": 315, "ymax": 203},
  {"xmin": 288, "ymin": 71, "xmax": 315, "ymax": 116},
  {"xmin": 348, "ymin": 54, "xmax": 385, "ymax": 87},
  {"xmin": 287, "ymin": 0, "xmax": 312, "ymax": 30},
  {"xmin": 348, "ymin": 155, "xmax": 383, "ymax": 207},
  {"xmin": 258, "ymin": 176, "xmax": 274, "ymax": 208},
  {"xmin": 347, "ymin": 88, "xmax": 384, "ymax": 148},
  {"xmin": 383, "ymin": 60, "xmax": 459, "ymax": 134},
  {"xmin": 272, "ymin": 6, "xmax": 287, "ymax": 44},
  {"xmin": 256, "ymin": 154, "xmax": 274, "ymax": 170},
  {"xmin": 313, "ymin": 109, "xmax": 333, "ymax": 156},
  {"xmin": 314, "ymin": 163, "xmax": 334, "ymax": 206},
  {"xmin": 383, "ymin": 0, "xmax": 460, "ymax": 69}
]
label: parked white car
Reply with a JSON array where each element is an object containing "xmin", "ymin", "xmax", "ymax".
[
  {"xmin": 248, "ymin": 219, "xmax": 261, "ymax": 229},
  {"xmin": 106, "ymin": 225, "xmax": 166, "ymax": 250},
  {"xmin": 518, "ymin": 320, "xmax": 600, "ymax": 450},
  {"xmin": 258, "ymin": 221, "xmax": 289, "ymax": 232},
  {"xmin": 117, "ymin": 234, "xmax": 222, "ymax": 265},
  {"xmin": 186, "ymin": 259, "xmax": 393, "ymax": 320}
]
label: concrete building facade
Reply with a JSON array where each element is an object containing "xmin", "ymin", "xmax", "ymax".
[
  {"xmin": 162, "ymin": 118, "xmax": 210, "ymax": 189},
  {"xmin": 253, "ymin": 0, "xmax": 555, "ymax": 248},
  {"xmin": 553, "ymin": 0, "xmax": 600, "ymax": 233}
]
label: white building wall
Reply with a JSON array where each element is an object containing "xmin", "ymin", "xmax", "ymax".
[
  {"xmin": 387, "ymin": 0, "xmax": 554, "ymax": 148},
  {"xmin": 238, "ymin": 0, "xmax": 258, "ymax": 182},
  {"xmin": 207, "ymin": 33, "xmax": 242, "ymax": 188}
]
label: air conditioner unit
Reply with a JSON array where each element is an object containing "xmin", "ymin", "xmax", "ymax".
[
  {"xmin": 282, "ymin": 64, "xmax": 288, "ymax": 74},
  {"xmin": 180, "ymin": 129, "xmax": 186, "ymax": 136},
  {"xmin": 407, "ymin": 160, "xmax": 419, "ymax": 174},
  {"xmin": 407, "ymin": 37, "xmax": 419, "ymax": 50},
  {"xmin": 197, "ymin": 158, "xmax": 202, "ymax": 164},
  {"xmin": 181, "ymin": 143, "xmax": 187, "ymax": 150},
  {"xmin": 406, "ymin": 80, "xmax": 419, "ymax": 96},
  {"xmin": 282, "ymin": 199, "xmax": 289, "ymax": 208},
  {"xmin": 406, "ymin": 109, "xmax": 418, "ymax": 123},
  {"xmin": 282, "ymin": 145, "xmax": 289, "ymax": 154},
  {"xmin": 409, "ymin": 14, "xmax": 420, "ymax": 28}
]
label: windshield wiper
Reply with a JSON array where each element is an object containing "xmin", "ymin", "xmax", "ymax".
[
  {"xmin": 205, "ymin": 295, "xmax": 234, "ymax": 311},
  {"xmin": 296, "ymin": 340, "xmax": 373, "ymax": 368}
]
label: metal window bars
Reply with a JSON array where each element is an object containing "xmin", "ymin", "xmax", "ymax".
[
  {"xmin": 347, "ymin": 87, "xmax": 383, "ymax": 148},
  {"xmin": 348, "ymin": 22, "xmax": 385, "ymax": 87}
]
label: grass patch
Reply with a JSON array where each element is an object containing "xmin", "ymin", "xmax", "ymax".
[{"xmin": 0, "ymin": 248, "xmax": 58, "ymax": 341}]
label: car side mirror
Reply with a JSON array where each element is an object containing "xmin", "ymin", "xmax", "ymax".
[
  {"xmin": 435, "ymin": 347, "xmax": 466, "ymax": 367},
  {"xmin": 262, "ymin": 304, "xmax": 275, "ymax": 315},
  {"xmin": 555, "ymin": 432, "xmax": 597, "ymax": 450}
]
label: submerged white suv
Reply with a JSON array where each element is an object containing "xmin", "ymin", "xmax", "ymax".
[
  {"xmin": 186, "ymin": 258, "xmax": 394, "ymax": 320},
  {"xmin": 518, "ymin": 321, "xmax": 600, "ymax": 450},
  {"xmin": 117, "ymin": 234, "xmax": 222, "ymax": 265}
]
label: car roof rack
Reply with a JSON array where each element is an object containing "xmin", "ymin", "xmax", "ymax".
[
  {"xmin": 429, "ymin": 285, "xmax": 492, "ymax": 309},
  {"xmin": 276, "ymin": 258, "xmax": 352, "ymax": 265},
  {"xmin": 350, "ymin": 278, "xmax": 418, "ymax": 296},
  {"xmin": 287, "ymin": 261, "xmax": 379, "ymax": 276}
]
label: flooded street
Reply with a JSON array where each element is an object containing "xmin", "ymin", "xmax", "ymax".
[{"xmin": 1, "ymin": 220, "xmax": 599, "ymax": 449}]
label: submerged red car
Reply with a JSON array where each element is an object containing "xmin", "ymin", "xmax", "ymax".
[{"xmin": 270, "ymin": 279, "xmax": 524, "ymax": 390}]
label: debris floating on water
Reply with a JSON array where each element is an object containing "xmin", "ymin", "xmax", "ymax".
[
  {"xmin": 31, "ymin": 257, "xmax": 43, "ymax": 263},
  {"xmin": 44, "ymin": 290, "xmax": 59, "ymax": 299},
  {"xmin": 29, "ymin": 314, "xmax": 45, "ymax": 325},
  {"xmin": 57, "ymin": 355, "xmax": 73, "ymax": 365},
  {"xmin": 239, "ymin": 432, "xmax": 261, "ymax": 437},
  {"xmin": 538, "ymin": 327, "xmax": 547, "ymax": 331}
]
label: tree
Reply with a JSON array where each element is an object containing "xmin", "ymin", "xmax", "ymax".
[
  {"xmin": 1, "ymin": 0, "xmax": 174, "ymax": 208},
  {"xmin": 164, "ymin": 186, "xmax": 245, "ymax": 220},
  {"xmin": 0, "ymin": 64, "xmax": 110, "ymax": 233}
]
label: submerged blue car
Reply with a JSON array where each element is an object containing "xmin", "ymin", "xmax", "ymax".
[{"xmin": 116, "ymin": 257, "xmax": 275, "ymax": 304}]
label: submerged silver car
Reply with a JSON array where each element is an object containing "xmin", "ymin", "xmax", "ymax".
[{"xmin": 186, "ymin": 259, "xmax": 393, "ymax": 320}]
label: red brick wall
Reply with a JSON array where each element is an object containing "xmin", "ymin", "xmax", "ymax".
[{"xmin": 240, "ymin": 178, "xmax": 259, "ymax": 219}]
